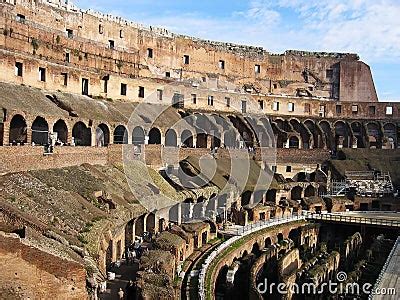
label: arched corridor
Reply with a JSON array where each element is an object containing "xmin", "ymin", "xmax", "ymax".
[
  {"xmin": 53, "ymin": 119, "xmax": 68, "ymax": 144},
  {"xmin": 72, "ymin": 122, "xmax": 91, "ymax": 146},
  {"xmin": 96, "ymin": 123, "xmax": 110, "ymax": 147},
  {"xmin": 31, "ymin": 116, "xmax": 49, "ymax": 145},
  {"xmin": 148, "ymin": 128, "xmax": 161, "ymax": 145},
  {"xmin": 113, "ymin": 125, "xmax": 128, "ymax": 144},
  {"xmin": 9, "ymin": 114, "xmax": 27, "ymax": 144}
]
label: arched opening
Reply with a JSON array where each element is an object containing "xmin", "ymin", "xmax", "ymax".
[
  {"xmin": 9, "ymin": 114, "xmax": 27, "ymax": 145},
  {"xmin": 266, "ymin": 189, "xmax": 277, "ymax": 203},
  {"xmin": 113, "ymin": 125, "xmax": 128, "ymax": 144},
  {"xmin": 196, "ymin": 132, "xmax": 208, "ymax": 148},
  {"xmin": 53, "ymin": 119, "xmax": 68, "ymax": 145},
  {"xmin": 265, "ymin": 237, "xmax": 272, "ymax": 248},
  {"xmin": 148, "ymin": 128, "xmax": 161, "ymax": 145},
  {"xmin": 277, "ymin": 233, "xmax": 284, "ymax": 243},
  {"xmin": 305, "ymin": 120, "xmax": 323, "ymax": 148},
  {"xmin": 241, "ymin": 191, "xmax": 252, "ymax": 206},
  {"xmin": 335, "ymin": 121, "xmax": 350, "ymax": 149},
  {"xmin": 95, "ymin": 123, "xmax": 110, "ymax": 147},
  {"xmin": 291, "ymin": 186, "xmax": 302, "ymax": 200},
  {"xmin": 165, "ymin": 129, "xmax": 177, "ymax": 147},
  {"xmin": 288, "ymin": 229, "xmax": 300, "ymax": 247},
  {"xmin": 31, "ymin": 116, "xmax": 49, "ymax": 145},
  {"xmin": 383, "ymin": 123, "xmax": 396, "ymax": 149},
  {"xmin": 135, "ymin": 214, "xmax": 145, "ymax": 237},
  {"xmin": 304, "ymin": 185, "xmax": 316, "ymax": 197},
  {"xmin": 181, "ymin": 130, "xmax": 193, "ymax": 148},
  {"xmin": 288, "ymin": 136, "xmax": 300, "ymax": 148},
  {"xmin": 367, "ymin": 123, "xmax": 382, "ymax": 149},
  {"xmin": 132, "ymin": 126, "xmax": 145, "ymax": 145},
  {"xmin": 351, "ymin": 122, "xmax": 365, "ymax": 148},
  {"xmin": 290, "ymin": 119, "xmax": 310, "ymax": 149},
  {"xmin": 72, "ymin": 122, "xmax": 91, "ymax": 146},
  {"xmin": 251, "ymin": 243, "xmax": 261, "ymax": 256},
  {"xmin": 319, "ymin": 121, "xmax": 333, "ymax": 150},
  {"xmin": 146, "ymin": 213, "xmax": 156, "ymax": 233}
]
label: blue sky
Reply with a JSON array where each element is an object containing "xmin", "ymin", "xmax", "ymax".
[{"xmin": 74, "ymin": 0, "xmax": 400, "ymax": 102}]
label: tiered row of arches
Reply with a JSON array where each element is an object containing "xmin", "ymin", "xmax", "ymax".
[{"xmin": 4, "ymin": 112, "xmax": 399, "ymax": 150}]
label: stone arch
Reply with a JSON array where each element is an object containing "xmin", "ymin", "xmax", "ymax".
[
  {"xmin": 165, "ymin": 129, "xmax": 177, "ymax": 147},
  {"xmin": 135, "ymin": 214, "xmax": 145, "ymax": 237},
  {"xmin": 146, "ymin": 213, "xmax": 156, "ymax": 233},
  {"xmin": 113, "ymin": 125, "xmax": 128, "ymax": 144},
  {"xmin": 204, "ymin": 220, "xmax": 217, "ymax": 234},
  {"xmin": 132, "ymin": 126, "xmax": 145, "ymax": 145},
  {"xmin": 291, "ymin": 186, "xmax": 302, "ymax": 201},
  {"xmin": 304, "ymin": 120, "xmax": 324, "ymax": 148},
  {"xmin": 334, "ymin": 120, "xmax": 351, "ymax": 149},
  {"xmin": 181, "ymin": 130, "xmax": 193, "ymax": 148},
  {"xmin": 304, "ymin": 185, "xmax": 316, "ymax": 197},
  {"xmin": 383, "ymin": 123, "xmax": 397, "ymax": 149},
  {"xmin": 265, "ymin": 237, "xmax": 272, "ymax": 248},
  {"xmin": 148, "ymin": 127, "xmax": 162, "ymax": 145},
  {"xmin": 228, "ymin": 115, "xmax": 255, "ymax": 148},
  {"xmin": 288, "ymin": 135, "xmax": 300, "ymax": 148},
  {"xmin": 290, "ymin": 119, "xmax": 311, "ymax": 149},
  {"xmin": 196, "ymin": 132, "xmax": 208, "ymax": 148},
  {"xmin": 319, "ymin": 120, "xmax": 334, "ymax": 150},
  {"xmin": 31, "ymin": 116, "xmax": 49, "ymax": 145},
  {"xmin": 72, "ymin": 121, "xmax": 91, "ymax": 146},
  {"xmin": 277, "ymin": 233, "xmax": 284, "ymax": 243},
  {"xmin": 288, "ymin": 228, "xmax": 300, "ymax": 247},
  {"xmin": 265, "ymin": 189, "xmax": 277, "ymax": 203},
  {"xmin": 96, "ymin": 123, "xmax": 110, "ymax": 147},
  {"xmin": 251, "ymin": 242, "xmax": 261, "ymax": 256},
  {"xmin": 9, "ymin": 114, "xmax": 27, "ymax": 144},
  {"xmin": 53, "ymin": 119, "xmax": 68, "ymax": 144},
  {"xmin": 351, "ymin": 122, "xmax": 366, "ymax": 148},
  {"xmin": 241, "ymin": 191, "xmax": 252, "ymax": 206},
  {"xmin": 366, "ymin": 122, "xmax": 383, "ymax": 149}
]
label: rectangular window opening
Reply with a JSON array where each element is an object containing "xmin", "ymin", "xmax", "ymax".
[
  {"xmin": 121, "ymin": 83, "xmax": 127, "ymax": 96},
  {"xmin": 288, "ymin": 102, "xmax": 295, "ymax": 112},
  {"xmin": 66, "ymin": 29, "xmax": 73, "ymax": 38},
  {"xmin": 38, "ymin": 67, "xmax": 46, "ymax": 82},
  {"xmin": 147, "ymin": 48, "xmax": 153, "ymax": 58},
  {"xmin": 184, "ymin": 55, "xmax": 190, "ymax": 64},
  {"xmin": 255, "ymin": 64, "xmax": 261, "ymax": 74},
  {"xmin": 191, "ymin": 94, "xmax": 197, "ymax": 104},
  {"xmin": 208, "ymin": 95, "xmax": 214, "ymax": 106},
  {"xmin": 61, "ymin": 73, "xmax": 68, "ymax": 86},
  {"xmin": 219, "ymin": 60, "xmax": 225, "ymax": 70},
  {"xmin": 15, "ymin": 62, "xmax": 23, "ymax": 77},
  {"xmin": 157, "ymin": 89, "xmax": 163, "ymax": 101},
  {"xmin": 109, "ymin": 40, "xmax": 115, "ymax": 49},
  {"xmin": 273, "ymin": 101, "xmax": 280, "ymax": 111},
  {"xmin": 138, "ymin": 86, "xmax": 145, "ymax": 98},
  {"xmin": 82, "ymin": 78, "xmax": 89, "ymax": 95}
]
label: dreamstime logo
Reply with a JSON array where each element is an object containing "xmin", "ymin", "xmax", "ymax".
[
  {"xmin": 257, "ymin": 272, "xmax": 396, "ymax": 296},
  {"xmin": 122, "ymin": 85, "xmax": 277, "ymax": 223}
]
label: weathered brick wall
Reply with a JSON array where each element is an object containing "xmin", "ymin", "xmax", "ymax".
[{"xmin": 0, "ymin": 232, "xmax": 88, "ymax": 299}]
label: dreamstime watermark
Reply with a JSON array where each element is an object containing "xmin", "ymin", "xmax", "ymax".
[{"xmin": 257, "ymin": 271, "xmax": 397, "ymax": 296}]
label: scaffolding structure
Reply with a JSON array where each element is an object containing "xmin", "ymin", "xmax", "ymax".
[{"xmin": 329, "ymin": 171, "xmax": 394, "ymax": 197}]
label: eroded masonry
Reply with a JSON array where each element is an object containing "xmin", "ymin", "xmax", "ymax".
[{"xmin": 0, "ymin": 1, "xmax": 399, "ymax": 299}]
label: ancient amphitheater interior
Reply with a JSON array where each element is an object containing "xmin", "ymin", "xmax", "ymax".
[{"xmin": 0, "ymin": 1, "xmax": 399, "ymax": 300}]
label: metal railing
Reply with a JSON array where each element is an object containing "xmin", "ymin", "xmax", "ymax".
[{"xmin": 305, "ymin": 212, "xmax": 400, "ymax": 228}]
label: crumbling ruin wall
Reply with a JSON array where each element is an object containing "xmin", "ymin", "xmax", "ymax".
[{"xmin": 0, "ymin": 232, "xmax": 88, "ymax": 299}]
